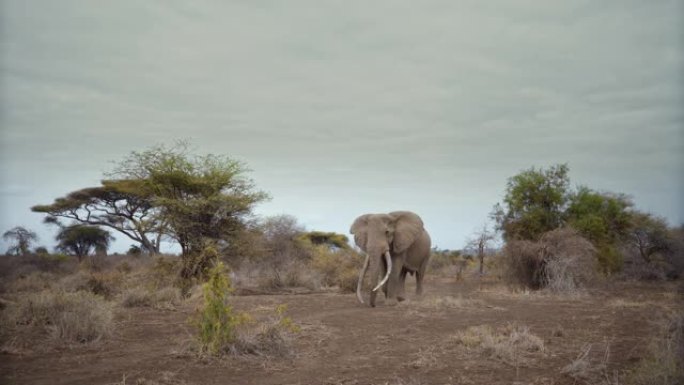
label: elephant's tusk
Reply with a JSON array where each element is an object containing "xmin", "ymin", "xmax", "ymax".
[
  {"xmin": 372, "ymin": 251, "xmax": 392, "ymax": 292},
  {"xmin": 356, "ymin": 253, "xmax": 370, "ymax": 304}
]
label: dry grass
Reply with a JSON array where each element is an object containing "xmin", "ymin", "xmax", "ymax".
[
  {"xmin": 108, "ymin": 371, "xmax": 191, "ymax": 385},
  {"xmin": 406, "ymin": 346, "xmax": 441, "ymax": 369},
  {"xmin": 450, "ymin": 323, "xmax": 545, "ymax": 367},
  {"xmin": 58, "ymin": 269, "xmax": 126, "ymax": 299},
  {"xmin": 404, "ymin": 295, "xmax": 501, "ymax": 313},
  {"xmin": 626, "ymin": 312, "xmax": 684, "ymax": 385},
  {"xmin": 4, "ymin": 271, "xmax": 57, "ymax": 293},
  {"xmin": 561, "ymin": 343, "xmax": 619, "ymax": 385},
  {"xmin": 607, "ymin": 298, "xmax": 652, "ymax": 308},
  {"xmin": 1, "ymin": 290, "xmax": 114, "ymax": 348},
  {"xmin": 227, "ymin": 305, "xmax": 300, "ymax": 358},
  {"xmin": 562, "ymin": 312, "xmax": 683, "ymax": 385},
  {"xmin": 120, "ymin": 286, "xmax": 182, "ymax": 310}
]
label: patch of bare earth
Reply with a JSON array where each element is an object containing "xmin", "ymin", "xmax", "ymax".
[{"xmin": 1, "ymin": 277, "xmax": 682, "ymax": 385}]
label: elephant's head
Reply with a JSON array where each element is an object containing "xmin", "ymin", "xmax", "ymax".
[{"xmin": 350, "ymin": 211, "xmax": 424, "ymax": 307}]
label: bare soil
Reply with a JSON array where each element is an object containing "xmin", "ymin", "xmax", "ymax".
[{"xmin": 1, "ymin": 277, "xmax": 682, "ymax": 385}]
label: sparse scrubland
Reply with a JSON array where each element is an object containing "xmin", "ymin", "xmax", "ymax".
[{"xmin": 1, "ymin": 149, "xmax": 683, "ymax": 384}]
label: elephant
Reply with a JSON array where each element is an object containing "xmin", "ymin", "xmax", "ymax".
[{"xmin": 350, "ymin": 211, "xmax": 431, "ymax": 307}]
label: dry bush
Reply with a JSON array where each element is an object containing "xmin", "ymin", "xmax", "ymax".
[
  {"xmin": 229, "ymin": 305, "xmax": 300, "ymax": 358},
  {"xmin": 256, "ymin": 259, "xmax": 323, "ymax": 292},
  {"xmin": 58, "ymin": 269, "xmax": 125, "ymax": 299},
  {"xmin": 450, "ymin": 323, "xmax": 545, "ymax": 367},
  {"xmin": 311, "ymin": 247, "xmax": 363, "ymax": 292},
  {"xmin": 1, "ymin": 290, "xmax": 113, "ymax": 347},
  {"xmin": 503, "ymin": 228, "xmax": 596, "ymax": 293},
  {"xmin": 541, "ymin": 228, "xmax": 596, "ymax": 292},
  {"xmin": 619, "ymin": 246, "xmax": 674, "ymax": 281}
]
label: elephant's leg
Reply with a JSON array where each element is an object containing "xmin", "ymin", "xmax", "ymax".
[
  {"xmin": 385, "ymin": 257, "xmax": 405, "ymax": 305},
  {"xmin": 397, "ymin": 268, "xmax": 408, "ymax": 302},
  {"xmin": 415, "ymin": 258, "xmax": 429, "ymax": 296}
]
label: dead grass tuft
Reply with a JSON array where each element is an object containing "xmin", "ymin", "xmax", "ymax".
[
  {"xmin": 561, "ymin": 343, "xmax": 620, "ymax": 385},
  {"xmin": 407, "ymin": 346, "xmax": 441, "ymax": 369},
  {"xmin": 228, "ymin": 305, "xmax": 300, "ymax": 358},
  {"xmin": 450, "ymin": 323, "xmax": 545, "ymax": 367},
  {"xmin": 120, "ymin": 286, "xmax": 182, "ymax": 310},
  {"xmin": 1, "ymin": 290, "xmax": 113, "ymax": 347}
]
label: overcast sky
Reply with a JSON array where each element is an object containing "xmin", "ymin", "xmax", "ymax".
[{"xmin": 1, "ymin": 0, "xmax": 683, "ymax": 253}]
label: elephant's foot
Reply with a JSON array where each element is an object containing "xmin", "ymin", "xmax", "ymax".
[
  {"xmin": 385, "ymin": 298, "xmax": 399, "ymax": 306},
  {"xmin": 397, "ymin": 295, "xmax": 406, "ymax": 302}
]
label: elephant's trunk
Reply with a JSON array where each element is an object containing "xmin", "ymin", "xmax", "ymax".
[
  {"xmin": 356, "ymin": 251, "xmax": 392, "ymax": 305},
  {"xmin": 364, "ymin": 249, "xmax": 392, "ymax": 307}
]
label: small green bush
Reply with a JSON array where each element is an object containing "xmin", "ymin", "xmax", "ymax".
[{"xmin": 193, "ymin": 262, "xmax": 250, "ymax": 355}]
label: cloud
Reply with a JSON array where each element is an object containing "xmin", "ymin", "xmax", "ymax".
[{"xmin": 1, "ymin": 0, "xmax": 682, "ymax": 251}]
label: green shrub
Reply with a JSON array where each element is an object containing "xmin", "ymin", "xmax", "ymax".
[
  {"xmin": 595, "ymin": 243, "xmax": 623, "ymax": 275},
  {"xmin": 193, "ymin": 262, "xmax": 250, "ymax": 355}
]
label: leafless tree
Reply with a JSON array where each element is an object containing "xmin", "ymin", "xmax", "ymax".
[{"xmin": 465, "ymin": 223, "xmax": 497, "ymax": 276}]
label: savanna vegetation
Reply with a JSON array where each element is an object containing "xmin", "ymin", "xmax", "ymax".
[{"xmin": 1, "ymin": 148, "xmax": 682, "ymax": 384}]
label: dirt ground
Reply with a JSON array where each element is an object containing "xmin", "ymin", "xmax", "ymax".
[{"xmin": 1, "ymin": 277, "xmax": 682, "ymax": 385}]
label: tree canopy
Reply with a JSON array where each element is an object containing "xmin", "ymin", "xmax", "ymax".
[
  {"xmin": 493, "ymin": 164, "xmax": 640, "ymax": 273},
  {"xmin": 56, "ymin": 224, "xmax": 114, "ymax": 260},
  {"xmin": 33, "ymin": 142, "xmax": 269, "ymax": 259},
  {"xmin": 32, "ymin": 180, "xmax": 162, "ymax": 253},
  {"xmin": 492, "ymin": 164, "xmax": 570, "ymax": 241},
  {"xmin": 298, "ymin": 231, "xmax": 350, "ymax": 250}
]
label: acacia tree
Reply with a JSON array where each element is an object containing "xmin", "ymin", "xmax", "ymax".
[
  {"xmin": 33, "ymin": 142, "xmax": 268, "ymax": 269},
  {"xmin": 2, "ymin": 226, "xmax": 38, "ymax": 256},
  {"xmin": 32, "ymin": 180, "xmax": 164, "ymax": 254},
  {"xmin": 109, "ymin": 143, "xmax": 269, "ymax": 258},
  {"xmin": 298, "ymin": 231, "xmax": 350, "ymax": 250},
  {"xmin": 56, "ymin": 224, "xmax": 114, "ymax": 261}
]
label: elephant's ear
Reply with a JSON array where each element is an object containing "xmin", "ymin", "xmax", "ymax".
[
  {"xmin": 389, "ymin": 211, "xmax": 424, "ymax": 254},
  {"xmin": 350, "ymin": 214, "xmax": 371, "ymax": 252}
]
